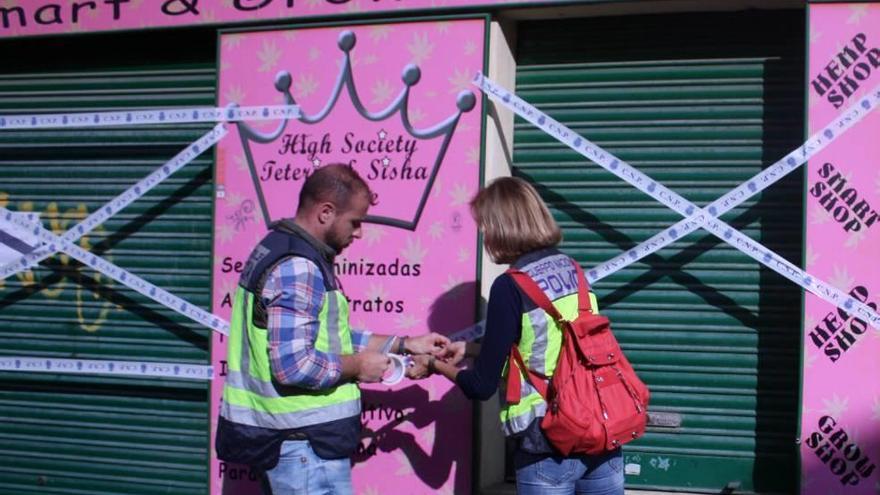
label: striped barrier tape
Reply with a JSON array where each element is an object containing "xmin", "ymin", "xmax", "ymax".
[
  {"xmin": 0, "ymin": 212, "xmax": 40, "ymax": 265},
  {"xmin": 0, "ymin": 207, "xmax": 231, "ymax": 335},
  {"xmin": 464, "ymin": 73, "xmax": 880, "ymax": 336},
  {"xmin": 0, "ymin": 105, "xmax": 300, "ymax": 130},
  {"xmin": 584, "ymin": 87, "xmax": 880, "ymax": 286},
  {"xmin": 0, "ymin": 107, "xmax": 290, "ymax": 379},
  {"xmin": 0, "ymin": 356, "xmax": 213, "ymax": 381},
  {"xmin": 0, "ymin": 123, "xmax": 229, "ymax": 281}
]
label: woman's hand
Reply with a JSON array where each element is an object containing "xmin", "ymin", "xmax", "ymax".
[
  {"xmin": 405, "ymin": 332, "xmax": 450, "ymax": 355},
  {"xmin": 405, "ymin": 354, "xmax": 433, "ymax": 380},
  {"xmin": 439, "ymin": 341, "xmax": 467, "ymax": 366}
]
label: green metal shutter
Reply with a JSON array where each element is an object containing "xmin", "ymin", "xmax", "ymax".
[
  {"xmin": 0, "ymin": 31, "xmax": 216, "ymax": 495},
  {"xmin": 514, "ymin": 10, "xmax": 804, "ymax": 493}
]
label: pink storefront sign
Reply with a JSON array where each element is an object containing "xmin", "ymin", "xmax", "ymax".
[
  {"xmin": 210, "ymin": 18, "xmax": 486, "ymax": 494},
  {"xmin": 0, "ymin": 0, "xmax": 566, "ymax": 38},
  {"xmin": 801, "ymin": 3, "xmax": 880, "ymax": 494}
]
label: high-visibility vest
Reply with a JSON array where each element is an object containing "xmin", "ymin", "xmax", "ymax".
[
  {"xmin": 220, "ymin": 222, "xmax": 360, "ymax": 431},
  {"xmin": 499, "ymin": 251, "xmax": 598, "ymax": 436}
]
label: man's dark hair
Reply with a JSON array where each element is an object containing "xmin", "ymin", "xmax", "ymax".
[{"xmin": 298, "ymin": 163, "xmax": 374, "ymax": 212}]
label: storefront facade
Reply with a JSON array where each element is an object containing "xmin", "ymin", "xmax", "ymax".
[{"xmin": 0, "ymin": 1, "xmax": 877, "ymax": 494}]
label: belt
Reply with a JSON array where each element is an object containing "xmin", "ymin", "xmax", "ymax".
[{"xmin": 286, "ymin": 431, "xmax": 308, "ymax": 441}]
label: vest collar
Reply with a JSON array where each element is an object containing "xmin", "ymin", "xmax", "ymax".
[
  {"xmin": 271, "ymin": 218, "xmax": 336, "ymax": 264},
  {"xmin": 512, "ymin": 247, "xmax": 562, "ymax": 269}
]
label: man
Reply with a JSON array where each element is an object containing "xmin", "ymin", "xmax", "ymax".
[{"xmin": 217, "ymin": 164, "xmax": 449, "ymax": 494}]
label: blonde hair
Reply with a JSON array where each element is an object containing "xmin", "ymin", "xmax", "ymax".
[{"xmin": 470, "ymin": 177, "xmax": 562, "ymax": 264}]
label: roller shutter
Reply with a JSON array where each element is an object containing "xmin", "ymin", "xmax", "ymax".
[
  {"xmin": 0, "ymin": 30, "xmax": 216, "ymax": 495},
  {"xmin": 514, "ymin": 10, "xmax": 805, "ymax": 493}
]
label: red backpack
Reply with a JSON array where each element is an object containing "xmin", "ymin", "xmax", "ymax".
[{"xmin": 506, "ymin": 260, "xmax": 650, "ymax": 456}]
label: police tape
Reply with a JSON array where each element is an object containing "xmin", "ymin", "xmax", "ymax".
[
  {"xmin": 0, "ymin": 105, "xmax": 301, "ymax": 130},
  {"xmin": 0, "ymin": 207, "xmax": 231, "ymax": 335},
  {"xmin": 472, "ymin": 73, "xmax": 880, "ymax": 332},
  {"xmin": 0, "ymin": 356, "xmax": 213, "ymax": 381},
  {"xmin": 0, "ymin": 212, "xmax": 40, "ymax": 262},
  {"xmin": 450, "ymin": 321, "xmax": 485, "ymax": 342},
  {"xmin": 0, "ymin": 123, "xmax": 229, "ymax": 281},
  {"xmin": 586, "ymin": 87, "xmax": 880, "ymax": 286}
]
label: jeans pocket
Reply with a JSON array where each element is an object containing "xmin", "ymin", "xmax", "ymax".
[
  {"xmin": 590, "ymin": 449, "xmax": 624, "ymax": 477},
  {"xmin": 536, "ymin": 457, "xmax": 578, "ymax": 485},
  {"xmin": 265, "ymin": 441, "xmax": 311, "ymax": 494},
  {"xmin": 321, "ymin": 458, "xmax": 353, "ymax": 494},
  {"xmin": 608, "ymin": 452, "xmax": 623, "ymax": 473}
]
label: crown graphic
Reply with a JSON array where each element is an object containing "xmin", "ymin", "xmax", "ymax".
[{"xmin": 233, "ymin": 30, "xmax": 476, "ymax": 231}]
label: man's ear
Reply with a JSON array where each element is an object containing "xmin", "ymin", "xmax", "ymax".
[{"xmin": 317, "ymin": 202, "xmax": 335, "ymax": 225}]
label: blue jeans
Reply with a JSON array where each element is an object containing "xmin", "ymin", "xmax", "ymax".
[
  {"xmin": 261, "ymin": 440, "xmax": 352, "ymax": 495},
  {"xmin": 515, "ymin": 449, "xmax": 624, "ymax": 495}
]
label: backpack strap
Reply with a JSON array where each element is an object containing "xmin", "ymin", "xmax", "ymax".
[
  {"xmin": 571, "ymin": 261, "xmax": 593, "ymax": 315},
  {"xmin": 507, "ymin": 269, "xmax": 565, "ymax": 322},
  {"xmin": 507, "ymin": 344, "xmax": 549, "ymax": 403}
]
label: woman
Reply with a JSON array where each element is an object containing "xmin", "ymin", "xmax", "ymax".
[{"xmin": 409, "ymin": 176, "xmax": 624, "ymax": 495}]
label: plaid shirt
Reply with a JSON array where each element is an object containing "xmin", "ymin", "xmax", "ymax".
[{"xmin": 262, "ymin": 256, "xmax": 371, "ymax": 390}]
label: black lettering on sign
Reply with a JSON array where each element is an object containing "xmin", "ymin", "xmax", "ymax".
[
  {"xmin": 809, "ymin": 162, "xmax": 879, "ymax": 234},
  {"xmin": 71, "ymin": 2, "xmax": 96, "ymax": 24},
  {"xmin": 162, "ymin": 0, "xmax": 199, "ymax": 16},
  {"xmin": 334, "ymin": 257, "xmax": 422, "ymax": 278},
  {"xmin": 811, "ymin": 32, "xmax": 880, "ymax": 108},
  {"xmin": 221, "ymin": 257, "xmax": 245, "ymax": 273},
  {"xmin": 233, "ymin": 0, "xmax": 273, "ymax": 11},
  {"xmin": 218, "ymin": 462, "xmax": 259, "ymax": 482},
  {"xmin": 361, "ymin": 402, "xmax": 406, "ymax": 422},
  {"xmin": 367, "ymin": 158, "xmax": 428, "ymax": 181},
  {"xmin": 0, "ymin": 6, "xmax": 26, "ymax": 28},
  {"xmin": 348, "ymin": 297, "xmax": 405, "ymax": 314},
  {"xmin": 259, "ymin": 160, "xmax": 314, "ymax": 182},
  {"xmin": 278, "ymin": 133, "xmax": 333, "ymax": 160},
  {"xmin": 805, "ymin": 416, "xmax": 876, "ymax": 486},
  {"xmin": 35, "ymin": 4, "xmax": 62, "ymax": 25},
  {"xmin": 0, "ymin": 0, "xmax": 133, "ymax": 29},
  {"xmin": 808, "ymin": 285, "xmax": 878, "ymax": 362},
  {"xmin": 221, "ymin": 293, "xmax": 233, "ymax": 308}
]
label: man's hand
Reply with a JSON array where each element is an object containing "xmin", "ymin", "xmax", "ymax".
[
  {"xmin": 355, "ymin": 351, "xmax": 391, "ymax": 383},
  {"xmin": 439, "ymin": 341, "xmax": 467, "ymax": 366},
  {"xmin": 405, "ymin": 332, "xmax": 450, "ymax": 355},
  {"xmin": 405, "ymin": 354, "xmax": 432, "ymax": 380}
]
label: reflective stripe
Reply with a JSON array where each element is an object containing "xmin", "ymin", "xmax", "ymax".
[
  {"xmin": 336, "ymin": 292, "xmax": 354, "ymax": 352},
  {"xmin": 326, "ymin": 291, "xmax": 341, "ymax": 354},
  {"xmin": 521, "ymin": 370, "xmax": 538, "ymax": 398},
  {"xmin": 225, "ymin": 287, "xmax": 248, "ymax": 373},
  {"xmin": 529, "ymin": 309, "xmax": 549, "ymax": 375},
  {"xmin": 237, "ymin": 291, "xmax": 252, "ymax": 374},
  {"xmin": 501, "ymin": 393, "xmax": 547, "ymax": 436},
  {"xmin": 221, "ymin": 397, "xmax": 361, "ymax": 430},
  {"xmin": 519, "ymin": 312, "xmax": 537, "ymax": 370},
  {"xmin": 224, "ymin": 368, "xmax": 360, "ymax": 406},
  {"xmin": 223, "ymin": 378, "xmax": 359, "ymax": 413},
  {"xmin": 316, "ymin": 296, "xmax": 331, "ymax": 352},
  {"xmin": 237, "ymin": 289, "xmax": 273, "ymax": 383}
]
